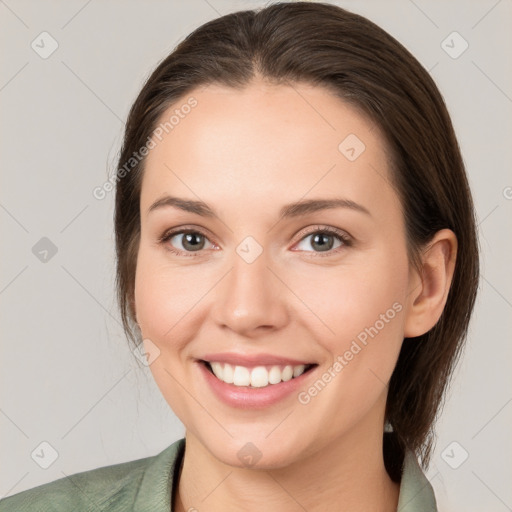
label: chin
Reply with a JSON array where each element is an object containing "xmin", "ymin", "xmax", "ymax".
[{"xmin": 198, "ymin": 430, "xmax": 308, "ymax": 470}]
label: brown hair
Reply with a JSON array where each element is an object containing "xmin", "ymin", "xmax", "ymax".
[{"xmin": 114, "ymin": 1, "xmax": 479, "ymax": 477}]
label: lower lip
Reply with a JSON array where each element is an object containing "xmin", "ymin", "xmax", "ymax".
[{"xmin": 196, "ymin": 361, "xmax": 317, "ymax": 409}]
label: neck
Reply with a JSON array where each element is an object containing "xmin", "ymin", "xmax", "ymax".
[{"xmin": 173, "ymin": 422, "xmax": 399, "ymax": 512}]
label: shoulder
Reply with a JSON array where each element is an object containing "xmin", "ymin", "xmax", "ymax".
[
  {"xmin": 0, "ymin": 456, "xmax": 150, "ymax": 512},
  {"xmin": 0, "ymin": 438, "xmax": 185, "ymax": 512}
]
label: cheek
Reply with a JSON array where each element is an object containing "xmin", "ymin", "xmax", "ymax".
[
  {"xmin": 298, "ymin": 252, "xmax": 407, "ymax": 339},
  {"xmin": 293, "ymin": 249, "xmax": 409, "ymax": 391},
  {"xmin": 134, "ymin": 248, "xmax": 207, "ymax": 342},
  {"xmin": 133, "ymin": 248, "xmax": 206, "ymax": 418},
  {"xmin": 287, "ymin": 254, "xmax": 408, "ymax": 430}
]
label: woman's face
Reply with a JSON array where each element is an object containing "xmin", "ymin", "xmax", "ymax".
[{"xmin": 134, "ymin": 81, "xmax": 416, "ymax": 468}]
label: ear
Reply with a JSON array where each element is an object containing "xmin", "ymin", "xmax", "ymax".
[{"xmin": 404, "ymin": 229, "xmax": 457, "ymax": 338}]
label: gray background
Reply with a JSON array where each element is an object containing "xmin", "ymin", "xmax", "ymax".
[{"xmin": 1, "ymin": 0, "xmax": 511, "ymax": 510}]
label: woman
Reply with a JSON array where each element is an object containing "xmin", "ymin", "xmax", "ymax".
[{"xmin": 0, "ymin": 2, "xmax": 479, "ymax": 511}]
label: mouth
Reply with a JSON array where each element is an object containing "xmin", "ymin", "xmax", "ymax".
[{"xmin": 199, "ymin": 360, "xmax": 318, "ymax": 388}]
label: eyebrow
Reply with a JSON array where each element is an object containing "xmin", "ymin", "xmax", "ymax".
[{"xmin": 147, "ymin": 195, "xmax": 371, "ymax": 219}]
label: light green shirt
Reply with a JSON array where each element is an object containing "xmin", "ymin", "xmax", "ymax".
[{"xmin": 0, "ymin": 438, "xmax": 437, "ymax": 511}]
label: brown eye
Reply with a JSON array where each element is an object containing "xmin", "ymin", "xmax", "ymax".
[
  {"xmin": 307, "ymin": 233, "xmax": 337, "ymax": 252},
  {"xmin": 294, "ymin": 227, "xmax": 350, "ymax": 255},
  {"xmin": 173, "ymin": 232, "xmax": 207, "ymax": 252},
  {"xmin": 159, "ymin": 229, "xmax": 215, "ymax": 256}
]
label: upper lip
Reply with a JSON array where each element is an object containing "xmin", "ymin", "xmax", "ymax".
[{"xmin": 199, "ymin": 353, "xmax": 316, "ymax": 367}]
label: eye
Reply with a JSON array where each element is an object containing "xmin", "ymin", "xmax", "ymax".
[
  {"xmin": 293, "ymin": 226, "xmax": 352, "ymax": 256},
  {"xmin": 158, "ymin": 228, "xmax": 216, "ymax": 256},
  {"xmin": 158, "ymin": 225, "xmax": 352, "ymax": 258}
]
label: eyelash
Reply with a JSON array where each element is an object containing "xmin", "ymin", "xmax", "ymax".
[{"xmin": 157, "ymin": 225, "xmax": 353, "ymax": 259}]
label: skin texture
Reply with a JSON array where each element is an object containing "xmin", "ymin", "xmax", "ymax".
[{"xmin": 133, "ymin": 80, "xmax": 457, "ymax": 512}]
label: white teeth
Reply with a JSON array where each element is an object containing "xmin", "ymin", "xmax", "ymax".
[
  {"xmin": 281, "ymin": 365, "xmax": 293, "ymax": 381},
  {"xmin": 250, "ymin": 366, "xmax": 268, "ymax": 388},
  {"xmin": 208, "ymin": 362, "xmax": 311, "ymax": 387},
  {"xmin": 268, "ymin": 366, "xmax": 282, "ymax": 384},
  {"xmin": 233, "ymin": 366, "xmax": 251, "ymax": 386},
  {"xmin": 210, "ymin": 362, "xmax": 224, "ymax": 380},
  {"xmin": 293, "ymin": 364, "xmax": 306, "ymax": 377},
  {"xmin": 223, "ymin": 363, "xmax": 234, "ymax": 383}
]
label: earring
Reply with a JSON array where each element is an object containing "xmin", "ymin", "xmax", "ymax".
[{"xmin": 384, "ymin": 421, "xmax": 394, "ymax": 433}]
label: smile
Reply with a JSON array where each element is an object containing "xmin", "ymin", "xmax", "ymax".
[{"xmin": 202, "ymin": 360, "xmax": 317, "ymax": 388}]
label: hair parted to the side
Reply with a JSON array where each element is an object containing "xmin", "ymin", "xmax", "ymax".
[{"xmin": 114, "ymin": 1, "xmax": 479, "ymax": 478}]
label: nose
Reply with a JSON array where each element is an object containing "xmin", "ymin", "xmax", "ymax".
[{"xmin": 210, "ymin": 246, "xmax": 289, "ymax": 338}]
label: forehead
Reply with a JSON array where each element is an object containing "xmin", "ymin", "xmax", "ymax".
[{"xmin": 140, "ymin": 80, "xmax": 397, "ymax": 219}]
